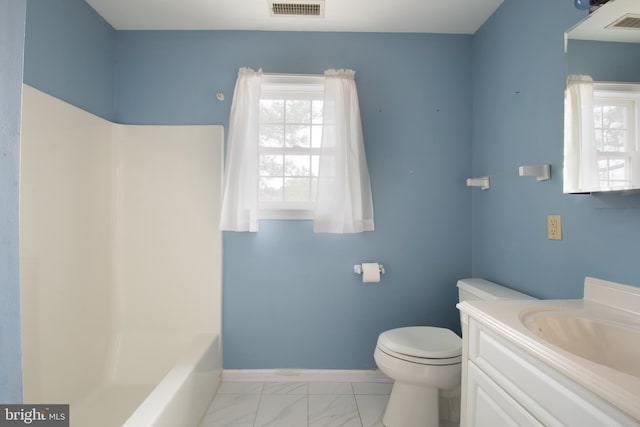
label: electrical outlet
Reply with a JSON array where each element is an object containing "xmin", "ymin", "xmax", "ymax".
[{"xmin": 548, "ymin": 215, "xmax": 562, "ymax": 240}]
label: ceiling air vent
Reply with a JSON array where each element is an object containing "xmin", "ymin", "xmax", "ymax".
[
  {"xmin": 607, "ymin": 14, "xmax": 640, "ymax": 30},
  {"xmin": 269, "ymin": 0, "xmax": 325, "ymax": 17}
]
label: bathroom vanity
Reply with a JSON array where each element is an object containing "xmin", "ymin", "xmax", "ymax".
[{"xmin": 457, "ymin": 277, "xmax": 640, "ymax": 427}]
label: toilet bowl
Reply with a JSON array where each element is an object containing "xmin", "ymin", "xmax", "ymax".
[
  {"xmin": 374, "ymin": 278, "xmax": 535, "ymax": 427},
  {"xmin": 374, "ymin": 326, "xmax": 461, "ymax": 427}
]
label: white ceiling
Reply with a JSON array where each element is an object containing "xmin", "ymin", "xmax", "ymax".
[
  {"xmin": 568, "ymin": 0, "xmax": 640, "ymax": 43},
  {"xmin": 85, "ymin": 0, "xmax": 504, "ymax": 34}
]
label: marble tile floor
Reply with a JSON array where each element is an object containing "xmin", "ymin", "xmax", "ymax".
[
  {"xmin": 199, "ymin": 381, "xmax": 392, "ymax": 427},
  {"xmin": 199, "ymin": 380, "xmax": 460, "ymax": 427}
]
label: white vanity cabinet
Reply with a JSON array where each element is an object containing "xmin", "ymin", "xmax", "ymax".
[{"xmin": 460, "ymin": 314, "xmax": 639, "ymax": 427}]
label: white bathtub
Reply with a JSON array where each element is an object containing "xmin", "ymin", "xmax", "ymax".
[{"xmin": 71, "ymin": 333, "xmax": 222, "ymax": 427}]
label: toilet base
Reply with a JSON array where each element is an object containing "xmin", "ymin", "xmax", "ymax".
[{"xmin": 383, "ymin": 382, "xmax": 439, "ymax": 427}]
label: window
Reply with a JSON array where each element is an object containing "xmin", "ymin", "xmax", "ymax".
[
  {"xmin": 593, "ymin": 85, "xmax": 640, "ymax": 189},
  {"xmin": 219, "ymin": 67, "xmax": 373, "ymax": 233},
  {"xmin": 258, "ymin": 75, "xmax": 325, "ymax": 219}
]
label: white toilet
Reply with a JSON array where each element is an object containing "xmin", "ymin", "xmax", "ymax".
[{"xmin": 374, "ymin": 278, "xmax": 534, "ymax": 427}]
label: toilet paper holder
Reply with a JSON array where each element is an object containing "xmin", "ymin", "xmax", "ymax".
[{"xmin": 354, "ymin": 264, "xmax": 385, "ymax": 275}]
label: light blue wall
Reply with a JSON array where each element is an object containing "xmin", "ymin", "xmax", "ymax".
[
  {"xmin": 0, "ymin": 0, "xmax": 26, "ymax": 403},
  {"xmin": 568, "ymin": 39, "xmax": 640, "ymax": 82},
  {"xmin": 24, "ymin": 0, "xmax": 116, "ymax": 120},
  {"xmin": 471, "ymin": 0, "xmax": 640, "ymax": 298},
  {"xmin": 115, "ymin": 31, "xmax": 474, "ymax": 368}
]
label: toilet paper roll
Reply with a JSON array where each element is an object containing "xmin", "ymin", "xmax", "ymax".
[{"xmin": 361, "ymin": 263, "xmax": 381, "ymax": 283}]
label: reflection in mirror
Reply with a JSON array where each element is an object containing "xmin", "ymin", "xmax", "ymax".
[{"xmin": 564, "ymin": 0, "xmax": 640, "ymax": 193}]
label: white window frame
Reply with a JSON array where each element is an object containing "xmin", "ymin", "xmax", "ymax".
[
  {"xmin": 258, "ymin": 74, "xmax": 325, "ymax": 220},
  {"xmin": 593, "ymin": 83, "xmax": 640, "ymax": 190}
]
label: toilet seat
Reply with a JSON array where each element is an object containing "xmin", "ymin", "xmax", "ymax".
[
  {"xmin": 377, "ymin": 345, "xmax": 462, "ymax": 365},
  {"xmin": 376, "ymin": 326, "xmax": 462, "ymax": 365}
]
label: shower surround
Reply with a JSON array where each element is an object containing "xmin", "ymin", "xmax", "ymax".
[{"xmin": 20, "ymin": 85, "xmax": 224, "ymax": 427}]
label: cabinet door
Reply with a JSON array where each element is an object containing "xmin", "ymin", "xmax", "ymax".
[
  {"xmin": 468, "ymin": 320, "xmax": 640, "ymax": 426},
  {"xmin": 466, "ymin": 362, "xmax": 543, "ymax": 427}
]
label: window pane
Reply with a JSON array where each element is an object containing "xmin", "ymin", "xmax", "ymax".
[
  {"xmin": 286, "ymin": 100, "xmax": 311, "ymax": 123},
  {"xmin": 593, "ymin": 105, "xmax": 603, "ymax": 127},
  {"xmin": 310, "ymin": 177, "xmax": 318, "ymax": 200},
  {"xmin": 598, "ymin": 159, "xmax": 608, "ymax": 181},
  {"xmin": 311, "ymin": 124, "xmax": 323, "ymax": 148},
  {"xmin": 260, "ymin": 99, "xmax": 284, "ymax": 123},
  {"xmin": 259, "ymin": 124, "xmax": 284, "ymax": 147},
  {"xmin": 284, "ymin": 155, "xmax": 310, "ymax": 177},
  {"xmin": 285, "ymin": 124, "xmax": 310, "ymax": 148},
  {"xmin": 312, "ymin": 100, "xmax": 323, "ymax": 124},
  {"xmin": 259, "ymin": 177, "xmax": 283, "ymax": 201},
  {"xmin": 284, "ymin": 177, "xmax": 310, "ymax": 201},
  {"xmin": 595, "ymin": 101, "xmax": 630, "ymax": 153},
  {"xmin": 609, "ymin": 159, "xmax": 627, "ymax": 181},
  {"xmin": 598, "ymin": 158, "xmax": 630, "ymax": 187},
  {"xmin": 259, "ymin": 154, "xmax": 283, "ymax": 176},
  {"xmin": 602, "ymin": 105, "xmax": 627, "ymax": 129},
  {"xmin": 595, "ymin": 129, "xmax": 604, "ymax": 151},
  {"xmin": 602, "ymin": 130, "xmax": 626, "ymax": 152},
  {"xmin": 257, "ymin": 80, "xmax": 327, "ymax": 213}
]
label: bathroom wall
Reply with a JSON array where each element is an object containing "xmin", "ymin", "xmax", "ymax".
[
  {"xmin": 471, "ymin": 0, "xmax": 640, "ymax": 297},
  {"xmin": 0, "ymin": 0, "xmax": 26, "ymax": 404},
  {"xmin": 568, "ymin": 40, "xmax": 640, "ymax": 82},
  {"xmin": 24, "ymin": 0, "xmax": 116, "ymax": 120},
  {"xmin": 114, "ymin": 31, "xmax": 474, "ymax": 369}
]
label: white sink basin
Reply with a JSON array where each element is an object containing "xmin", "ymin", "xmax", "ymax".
[{"xmin": 522, "ymin": 310, "xmax": 640, "ymax": 378}]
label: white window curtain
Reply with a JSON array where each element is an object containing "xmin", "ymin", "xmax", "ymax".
[
  {"xmin": 220, "ymin": 67, "xmax": 374, "ymax": 233},
  {"xmin": 220, "ymin": 67, "xmax": 262, "ymax": 232},
  {"xmin": 564, "ymin": 74, "xmax": 600, "ymax": 192},
  {"xmin": 314, "ymin": 69, "xmax": 374, "ymax": 233}
]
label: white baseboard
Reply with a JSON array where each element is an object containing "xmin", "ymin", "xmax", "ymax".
[{"xmin": 222, "ymin": 369, "xmax": 392, "ymax": 383}]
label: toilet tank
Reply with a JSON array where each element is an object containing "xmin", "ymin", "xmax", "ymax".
[{"xmin": 456, "ymin": 278, "xmax": 535, "ymax": 303}]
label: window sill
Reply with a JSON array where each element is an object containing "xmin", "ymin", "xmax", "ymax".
[{"xmin": 259, "ymin": 208, "xmax": 314, "ymax": 220}]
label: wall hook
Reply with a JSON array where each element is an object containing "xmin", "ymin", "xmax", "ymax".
[
  {"xmin": 466, "ymin": 176, "xmax": 490, "ymax": 190},
  {"xmin": 518, "ymin": 164, "xmax": 551, "ymax": 181},
  {"xmin": 354, "ymin": 264, "xmax": 385, "ymax": 275}
]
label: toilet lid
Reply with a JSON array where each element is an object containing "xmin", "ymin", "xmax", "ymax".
[{"xmin": 377, "ymin": 326, "xmax": 462, "ymax": 359}]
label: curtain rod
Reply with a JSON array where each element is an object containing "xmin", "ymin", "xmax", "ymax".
[
  {"xmin": 594, "ymin": 80, "xmax": 640, "ymax": 87},
  {"xmin": 263, "ymin": 72, "xmax": 324, "ymax": 78}
]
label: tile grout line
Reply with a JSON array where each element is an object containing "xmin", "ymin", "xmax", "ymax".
[
  {"xmin": 351, "ymin": 382, "xmax": 365, "ymax": 427},
  {"xmin": 305, "ymin": 392, "xmax": 312, "ymax": 427},
  {"xmin": 252, "ymin": 383, "xmax": 264, "ymax": 427}
]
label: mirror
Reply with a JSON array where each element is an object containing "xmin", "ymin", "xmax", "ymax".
[{"xmin": 564, "ymin": 0, "xmax": 640, "ymax": 193}]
